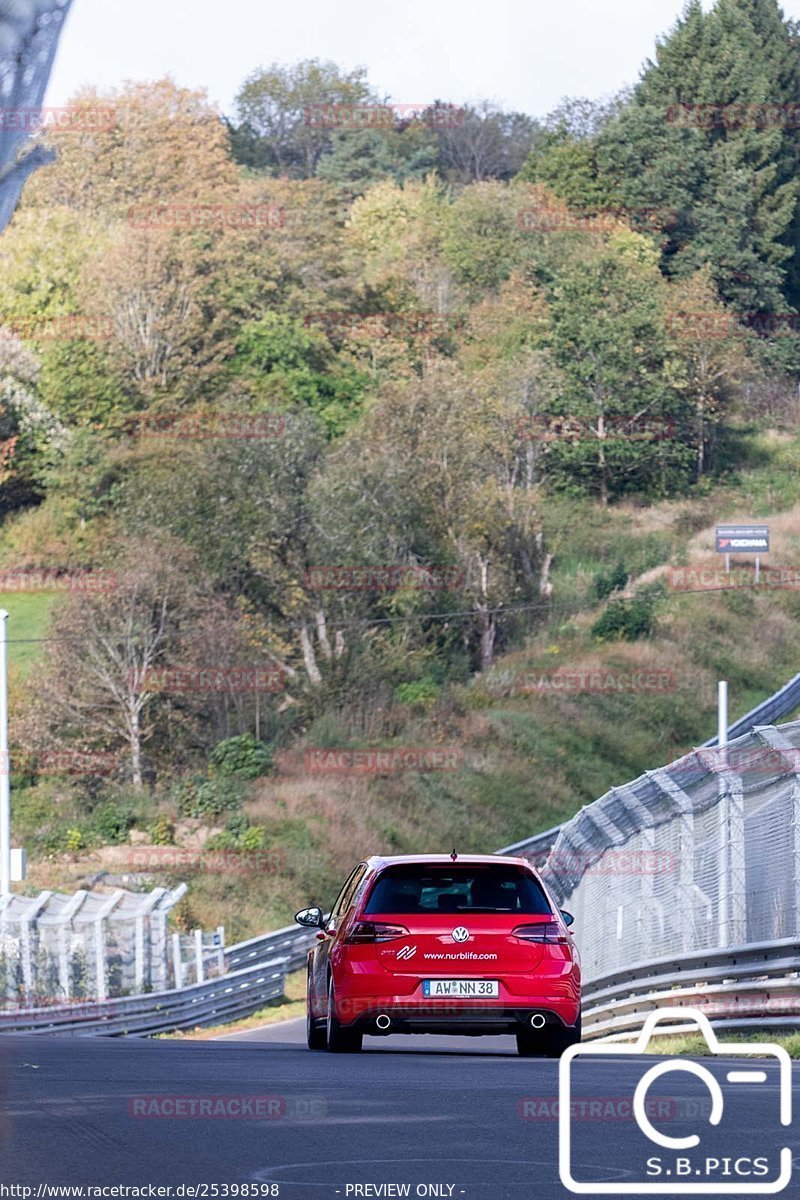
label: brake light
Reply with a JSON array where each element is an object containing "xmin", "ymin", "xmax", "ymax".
[
  {"xmin": 345, "ymin": 921, "xmax": 409, "ymax": 944},
  {"xmin": 512, "ymin": 921, "xmax": 569, "ymax": 945}
]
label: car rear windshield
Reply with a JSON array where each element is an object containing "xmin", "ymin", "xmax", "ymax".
[{"xmin": 363, "ymin": 864, "xmax": 552, "ymax": 915}]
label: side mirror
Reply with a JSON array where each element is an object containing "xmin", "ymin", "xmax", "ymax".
[
  {"xmin": 295, "ymin": 906, "xmax": 325, "ymax": 929},
  {"xmin": 560, "ymin": 909, "xmax": 575, "ymax": 928}
]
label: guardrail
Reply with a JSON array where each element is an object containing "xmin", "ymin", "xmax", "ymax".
[
  {"xmin": 0, "ymin": 955, "xmax": 288, "ymax": 1037},
  {"xmin": 580, "ymin": 937, "xmax": 800, "ymax": 1041},
  {"xmin": 224, "ymin": 920, "xmax": 320, "ymax": 974}
]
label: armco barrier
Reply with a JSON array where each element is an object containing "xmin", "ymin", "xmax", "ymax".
[
  {"xmin": 580, "ymin": 937, "xmax": 800, "ymax": 1041},
  {"xmin": 0, "ymin": 956, "xmax": 288, "ymax": 1037},
  {"xmin": 223, "ymin": 920, "xmax": 321, "ymax": 974}
]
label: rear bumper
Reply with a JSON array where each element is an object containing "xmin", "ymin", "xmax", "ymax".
[
  {"xmin": 347, "ymin": 1004, "xmax": 579, "ymax": 1036},
  {"xmin": 333, "ymin": 985, "xmax": 580, "ymax": 1032}
]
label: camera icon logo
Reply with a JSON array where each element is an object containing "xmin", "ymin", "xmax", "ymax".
[{"xmin": 559, "ymin": 1007, "xmax": 792, "ymax": 1194}]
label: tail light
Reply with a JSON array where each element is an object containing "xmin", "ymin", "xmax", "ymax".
[
  {"xmin": 345, "ymin": 921, "xmax": 409, "ymax": 944},
  {"xmin": 512, "ymin": 921, "xmax": 569, "ymax": 945}
]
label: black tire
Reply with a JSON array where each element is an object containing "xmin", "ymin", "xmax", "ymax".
[
  {"xmin": 516, "ymin": 1016, "xmax": 581, "ymax": 1058},
  {"xmin": 306, "ymin": 995, "xmax": 327, "ymax": 1050},
  {"xmin": 544, "ymin": 1016, "xmax": 582, "ymax": 1059},
  {"xmin": 326, "ymin": 979, "xmax": 363, "ymax": 1053},
  {"xmin": 515, "ymin": 1029, "xmax": 541, "ymax": 1057}
]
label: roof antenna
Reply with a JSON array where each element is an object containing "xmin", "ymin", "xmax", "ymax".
[{"xmin": 450, "ymin": 848, "xmax": 458, "ymax": 861}]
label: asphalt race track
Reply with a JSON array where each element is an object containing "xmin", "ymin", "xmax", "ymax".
[{"xmin": 0, "ymin": 1020, "xmax": 796, "ymax": 1200}]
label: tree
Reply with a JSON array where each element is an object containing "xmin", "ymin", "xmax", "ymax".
[
  {"xmin": 542, "ymin": 234, "xmax": 693, "ymax": 503},
  {"xmin": 595, "ymin": 0, "xmax": 800, "ymax": 311},
  {"xmin": 435, "ymin": 102, "xmax": 541, "ymax": 183},
  {"xmin": 316, "ymin": 361, "xmax": 545, "ymax": 671},
  {"xmin": 232, "ymin": 59, "xmax": 375, "ymax": 177},
  {"xmin": 27, "ymin": 80, "xmax": 240, "ymax": 216},
  {"xmin": 0, "ymin": 207, "xmax": 125, "ymax": 425},
  {"xmin": 25, "ymin": 539, "xmax": 212, "ymax": 788},
  {"xmin": 664, "ymin": 268, "xmax": 749, "ymax": 479},
  {"xmin": 231, "ymin": 313, "xmax": 370, "ymax": 437},
  {"xmin": 315, "ymin": 125, "xmax": 438, "ymax": 192},
  {"xmin": 0, "ymin": 333, "xmax": 68, "ymax": 512}
]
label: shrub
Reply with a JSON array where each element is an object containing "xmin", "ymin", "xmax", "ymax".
[
  {"xmin": 394, "ymin": 678, "xmax": 440, "ymax": 712},
  {"xmin": 240, "ymin": 825, "xmax": 266, "ymax": 851},
  {"xmin": 209, "ymin": 735, "xmax": 274, "ymax": 780},
  {"xmin": 224, "ymin": 812, "xmax": 250, "ymax": 839},
  {"xmin": 172, "ymin": 896, "xmax": 198, "ymax": 933},
  {"xmin": 148, "ymin": 815, "xmax": 175, "ymax": 846},
  {"xmin": 591, "ymin": 587, "xmax": 663, "ymax": 642},
  {"xmin": 174, "ymin": 775, "xmax": 245, "ymax": 819},
  {"xmin": 65, "ymin": 828, "xmax": 85, "ymax": 852},
  {"xmin": 593, "ymin": 560, "xmax": 628, "ymax": 601},
  {"xmin": 89, "ymin": 802, "xmax": 135, "ymax": 845}
]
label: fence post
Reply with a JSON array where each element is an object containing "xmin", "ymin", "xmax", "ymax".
[
  {"xmin": 216, "ymin": 926, "xmax": 225, "ymax": 976},
  {"xmin": 172, "ymin": 932, "xmax": 183, "ymax": 990},
  {"xmin": 717, "ymin": 775, "xmax": 745, "ymax": 947},
  {"xmin": 134, "ymin": 915, "xmax": 145, "ymax": 994},
  {"xmin": 94, "ymin": 919, "xmax": 106, "ymax": 1001},
  {"xmin": 93, "ymin": 891, "xmax": 124, "ymax": 1002},
  {"xmin": 194, "ymin": 928, "xmax": 204, "ymax": 984},
  {"xmin": 56, "ymin": 891, "xmax": 87, "ymax": 1001}
]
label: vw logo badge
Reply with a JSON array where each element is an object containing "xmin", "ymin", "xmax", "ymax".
[{"xmin": 452, "ymin": 926, "xmax": 470, "ymax": 942}]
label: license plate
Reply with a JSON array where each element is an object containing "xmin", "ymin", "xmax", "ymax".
[{"xmin": 422, "ymin": 979, "xmax": 499, "ymax": 998}]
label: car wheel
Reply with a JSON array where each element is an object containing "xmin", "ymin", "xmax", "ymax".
[
  {"xmin": 515, "ymin": 1029, "xmax": 542, "ymax": 1057},
  {"xmin": 543, "ymin": 1016, "xmax": 582, "ymax": 1059},
  {"xmin": 306, "ymin": 985, "xmax": 327, "ymax": 1050},
  {"xmin": 326, "ymin": 978, "xmax": 362, "ymax": 1053}
]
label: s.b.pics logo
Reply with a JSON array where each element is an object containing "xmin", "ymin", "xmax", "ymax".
[{"xmin": 559, "ymin": 1009, "xmax": 792, "ymax": 1194}]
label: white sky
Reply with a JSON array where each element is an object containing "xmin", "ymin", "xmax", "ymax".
[{"xmin": 44, "ymin": 0, "xmax": 800, "ymax": 122}]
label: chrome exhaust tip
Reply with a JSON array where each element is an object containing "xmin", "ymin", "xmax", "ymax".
[
  {"xmin": 530, "ymin": 1013, "xmax": 546, "ymax": 1029},
  {"xmin": 376, "ymin": 1014, "xmax": 391, "ymax": 1031}
]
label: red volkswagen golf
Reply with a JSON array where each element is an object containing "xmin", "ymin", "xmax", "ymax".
[{"xmin": 295, "ymin": 853, "xmax": 581, "ymax": 1056}]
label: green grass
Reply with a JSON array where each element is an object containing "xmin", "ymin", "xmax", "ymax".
[
  {"xmin": 638, "ymin": 1032, "xmax": 800, "ymax": 1058},
  {"xmin": 0, "ymin": 592, "xmax": 59, "ymax": 677}
]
